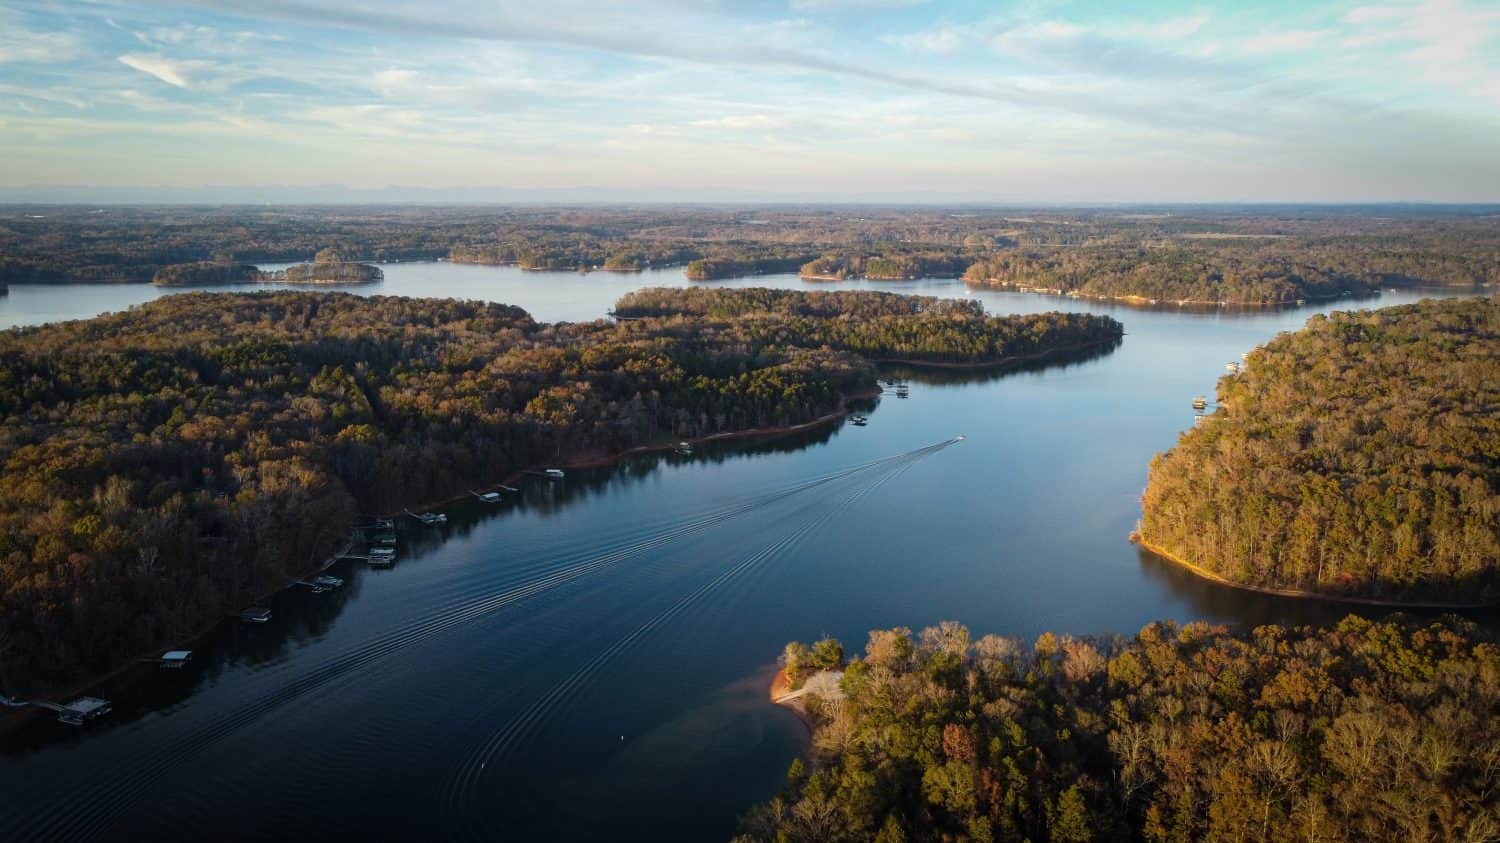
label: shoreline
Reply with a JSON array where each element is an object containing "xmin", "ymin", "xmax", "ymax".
[
  {"xmin": 377, "ymin": 386, "xmax": 881, "ymax": 518},
  {"xmin": 1132, "ymin": 534, "xmax": 1500, "ymax": 610},
  {"xmin": 0, "ymin": 537, "xmax": 353, "ymax": 733},
  {"xmin": 869, "ymin": 334, "xmax": 1122, "ymax": 370},
  {"xmin": 964, "ymin": 279, "xmax": 1363, "ymax": 309},
  {"xmin": 3, "ymin": 388, "xmax": 877, "ymax": 717},
  {"xmin": 768, "ymin": 668, "xmax": 818, "ymax": 735}
]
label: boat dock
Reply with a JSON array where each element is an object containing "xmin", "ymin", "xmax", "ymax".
[
  {"xmin": 18, "ymin": 696, "xmax": 114, "ymax": 726},
  {"xmin": 522, "ymin": 469, "xmax": 566, "ymax": 479}
]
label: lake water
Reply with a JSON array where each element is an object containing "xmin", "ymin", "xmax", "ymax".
[{"xmin": 0, "ymin": 266, "xmax": 1493, "ymax": 841}]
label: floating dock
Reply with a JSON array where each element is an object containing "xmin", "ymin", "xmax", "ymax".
[{"xmin": 31, "ymin": 697, "xmax": 113, "ymax": 726}]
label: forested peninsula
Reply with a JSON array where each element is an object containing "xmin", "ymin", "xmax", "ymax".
[
  {"xmin": 1138, "ymin": 298, "xmax": 1499, "ymax": 605},
  {"xmin": 963, "ymin": 244, "xmax": 1497, "ymax": 306},
  {"xmin": 739, "ymin": 617, "xmax": 1500, "ymax": 842},
  {"xmin": 0, "ymin": 289, "xmax": 1118, "ymax": 692},
  {"xmin": 613, "ymin": 288, "xmax": 1122, "ymax": 366}
]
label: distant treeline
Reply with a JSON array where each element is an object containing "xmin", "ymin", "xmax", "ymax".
[
  {"xmin": 3, "ymin": 205, "xmax": 1494, "ymax": 299},
  {"xmin": 614, "ymin": 287, "xmax": 1123, "ymax": 365},
  {"xmin": 0, "ymin": 288, "xmax": 1110, "ymax": 691},
  {"xmin": 450, "ymin": 239, "xmax": 702, "ymax": 272},
  {"xmin": 1139, "ymin": 297, "xmax": 1499, "ymax": 603},
  {"xmin": 738, "ymin": 616, "xmax": 1500, "ymax": 842},
  {"xmin": 964, "ymin": 243, "xmax": 1497, "ymax": 305},
  {"xmin": 153, "ymin": 252, "xmax": 383, "ymax": 287},
  {"xmin": 685, "ymin": 255, "xmax": 817, "ymax": 280},
  {"xmin": 801, "ymin": 252, "xmax": 971, "ymax": 281},
  {"xmin": 151, "ymin": 261, "xmax": 262, "ymax": 286}
]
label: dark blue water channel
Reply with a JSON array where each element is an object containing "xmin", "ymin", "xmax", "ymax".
[{"xmin": 1, "ymin": 267, "xmax": 1493, "ymax": 841}]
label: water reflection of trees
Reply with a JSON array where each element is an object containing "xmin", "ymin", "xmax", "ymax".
[
  {"xmin": 1134, "ymin": 544, "xmax": 1500, "ymax": 631},
  {"xmin": 876, "ymin": 336, "xmax": 1123, "ymax": 387}
]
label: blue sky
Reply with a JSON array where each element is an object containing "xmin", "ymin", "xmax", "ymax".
[{"xmin": 1, "ymin": 0, "xmax": 1497, "ymax": 201}]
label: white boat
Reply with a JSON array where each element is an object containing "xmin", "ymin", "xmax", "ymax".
[
  {"xmin": 240, "ymin": 607, "xmax": 272, "ymax": 623},
  {"xmin": 312, "ymin": 575, "xmax": 343, "ymax": 589},
  {"xmin": 477, "ymin": 491, "xmax": 502, "ymax": 503},
  {"xmin": 159, "ymin": 650, "xmax": 193, "ymax": 669},
  {"xmin": 544, "ymin": 469, "xmax": 565, "ymax": 479}
]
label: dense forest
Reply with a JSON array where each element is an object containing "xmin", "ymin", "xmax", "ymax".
[
  {"xmin": 740, "ymin": 616, "xmax": 1500, "ymax": 842},
  {"xmin": 3, "ymin": 206, "xmax": 1494, "ymax": 303},
  {"xmin": 963, "ymin": 241, "xmax": 1496, "ymax": 305},
  {"xmin": 274, "ymin": 250, "xmax": 383, "ymax": 285},
  {"xmin": 801, "ymin": 252, "xmax": 971, "ymax": 281},
  {"xmin": 614, "ymin": 288, "xmax": 1122, "ymax": 365},
  {"xmin": 685, "ymin": 255, "xmax": 817, "ymax": 281},
  {"xmin": 0, "ymin": 289, "xmax": 1115, "ymax": 691},
  {"xmin": 1138, "ymin": 298, "xmax": 1499, "ymax": 604},
  {"xmin": 153, "ymin": 251, "xmax": 382, "ymax": 286},
  {"xmin": 151, "ymin": 261, "xmax": 262, "ymax": 286}
]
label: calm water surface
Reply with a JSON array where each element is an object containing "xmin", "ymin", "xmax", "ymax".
[{"xmin": 1, "ymin": 268, "xmax": 1493, "ymax": 841}]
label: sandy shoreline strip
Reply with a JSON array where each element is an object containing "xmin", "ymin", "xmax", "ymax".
[{"xmin": 769, "ymin": 668, "xmax": 818, "ymax": 735}]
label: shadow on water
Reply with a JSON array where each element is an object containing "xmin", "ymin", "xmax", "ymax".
[
  {"xmin": 876, "ymin": 337, "xmax": 1124, "ymax": 387},
  {"xmin": 1135, "ymin": 545, "xmax": 1500, "ymax": 631}
]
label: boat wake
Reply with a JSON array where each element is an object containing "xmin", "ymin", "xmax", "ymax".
[{"xmin": 3, "ymin": 437, "xmax": 962, "ymax": 842}]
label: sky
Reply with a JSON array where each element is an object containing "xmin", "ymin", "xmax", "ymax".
[{"xmin": 0, "ymin": 0, "xmax": 1498, "ymax": 202}]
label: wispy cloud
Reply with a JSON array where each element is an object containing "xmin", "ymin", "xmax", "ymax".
[
  {"xmin": 1239, "ymin": 28, "xmax": 1330, "ymax": 53},
  {"xmin": 118, "ymin": 53, "xmax": 201, "ymax": 87},
  {"xmin": 0, "ymin": 26, "xmax": 81, "ymax": 63}
]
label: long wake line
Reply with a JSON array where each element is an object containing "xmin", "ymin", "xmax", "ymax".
[{"xmin": 442, "ymin": 451, "xmax": 930, "ymax": 831}]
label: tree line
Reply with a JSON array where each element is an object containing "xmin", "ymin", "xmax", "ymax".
[
  {"xmin": 1139, "ymin": 297, "xmax": 1498, "ymax": 603},
  {"xmin": 964, "ymin": 242, "xmax": 1496, "ymax": 306},
  {"xmin": 739, "ymin": 615, "xmax": 1500, "ymax": 842},
  {"xmin": 8, "ymin": 206, "xmax": 1494, "ymax": 302},
  {"xmin": 153, "ymin": 255, "xmax": 383, "ymax": 286},
  {"xmin": 801, "ymin": 252, "xmax": 972, "ymax": 281},
  {"xmin": 614, "ymin": 288, "xmax": 1123, "ymax": 365}
]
